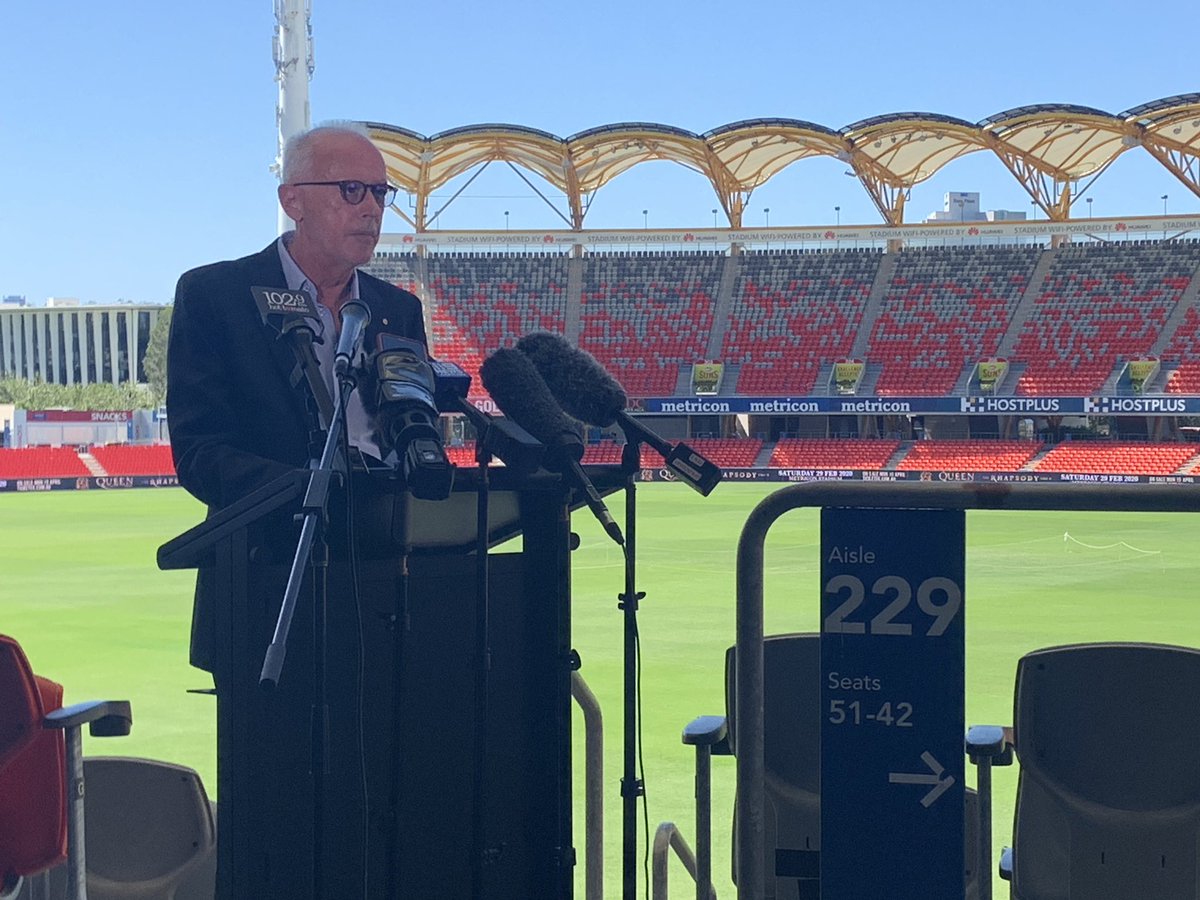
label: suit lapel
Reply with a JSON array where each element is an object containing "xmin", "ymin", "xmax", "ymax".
[{"xmin": 243, "ymin": 242, "xmax": 324, "ymax": 430}]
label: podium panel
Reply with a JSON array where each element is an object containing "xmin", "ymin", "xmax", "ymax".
[{"xmin": 161, "ymin": 471, "xmax": 586, "ymax": 900}]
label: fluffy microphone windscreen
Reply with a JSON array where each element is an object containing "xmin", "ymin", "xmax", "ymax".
[
  {"xmin": 479, "ymin": 347, "xmax": 584, "ymax": 462},
  {"xmin": 515, "ymin": 332, "xmax": 626, "ymax": 428}
]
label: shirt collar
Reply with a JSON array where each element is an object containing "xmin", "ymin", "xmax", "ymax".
[{"xmin": 276, "ymin": 231, "xmax": 361, "ymax": 303}]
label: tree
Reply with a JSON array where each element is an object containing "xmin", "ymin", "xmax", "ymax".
[
  {"xmin": 143, "ymin": 305, "xmax": 173, "ymax": 407},
  {"xmin": 0, "ymin": 378, "xmax": 151, "ymax": 410}
]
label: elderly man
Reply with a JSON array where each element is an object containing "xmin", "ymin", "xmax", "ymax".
[
  {"xmin": 167, "ymin": 123, "xmax": 426, "ymax": 899},
  {"xmin": 169, "ymin": 124, "xmax": 426, "ymax": 516}
]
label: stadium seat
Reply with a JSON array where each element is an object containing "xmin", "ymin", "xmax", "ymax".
[
  {"xmin": 977, "ymin": 642, "xmax": 1200, "ymax": 899},
  {"xmin": 0, "ymin": 634, "xmax": 132, "ymax": 900},
  {"xmin": 866, "ymin": 247, "xmax": 1037, "ymax": 396},
  {"xmin": 722, "ymin": 250, "xmax": 877, "ymax": 394},
  {"xmin": 87, "ymin": 445, "xmax": 176, "ymax": 477},
  {"xmin": 580, "ymin": 253, "xmax": 720, "ymax": 396},
  {"xmin": 897, "ymin": 440, "xmax": 1043, "ymax": 472},
  {"xmin": 669, "ymin": 633, "xmax": 980, "ymax": 899},
  {"xmin": 0, "ymin": 448, "xmax": 90, "ymax": 479},
  {"xmin": 768, "ymin": 438, "xmax": 900, "ymax": 470},
  {"xmin": 51, "ymin": 757, "xmax": 217, "ymax": 900},
  {"xmin": 1032, "ymin": 442, "xmax": 1199, "ymax": 475},
  {"xmin": 426, "ymin": 254, "xmax": 570, "ymax": 400},
  {"xmin": 1013, "ymin": 243, "xmax": 1200, "ymax": 396}
]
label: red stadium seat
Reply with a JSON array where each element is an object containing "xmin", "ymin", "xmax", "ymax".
[
  {"xmin": 722, "ymin": 250, "xmax": 876, "ymax": 395},
  {"xmin": 426, "ymin": 254, "xmax": 569, "ymax": 401},
  {"xmin": 1013, "ymin": 243, "xmax": 1200, "ymax": 396},
  {"xmin": 0, "ymin": 635, "xmax": 132, "ymax": 900},
  {"xmin": 0, "ymin": 448, "xmax": 90, "ymax": 479},
  {"xmin": 768, "ymin": 438, "xmax": 900, "ymax": 470},
  {"xmin": 579, "ymin": 255, "xmax": 720, "ymax": 397},
  {"xmin": 896, "ymin": 440, "xmax": 1043, "ymax": 472},
  {"xmin": 865, "ymin": 247, "xmax": 1037, "ymax": 396},
  {"xmin": 1033, "ymin": 442, "xmax": 1200, "ymax": 475},
  {"xmin": 87, "ymin": 445, "xmax": 175, "ymax": 476},
  {"xmin": 0, "ymin": 640, "xmax": 66, "ymax": 894}
]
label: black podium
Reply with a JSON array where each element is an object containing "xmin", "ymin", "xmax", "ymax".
[{"xmin": 158, "ymin": 465, "xmax": 609, "ymax": 899}]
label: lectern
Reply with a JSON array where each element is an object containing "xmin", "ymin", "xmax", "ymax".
[{"xmin": 158, "ymin": 464, "xmax": 609, "ymax": 899}]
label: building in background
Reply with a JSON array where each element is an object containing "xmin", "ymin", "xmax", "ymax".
[
  {"xmin": 925, "ymin": 192, "xmax": 1027, "ymax": 224},
  {"xmin": 0, "ymin": 303, "xmax": 166, "ymax": 386}
]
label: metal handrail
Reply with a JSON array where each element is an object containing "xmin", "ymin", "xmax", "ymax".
[
  {"xmin": 734, "ymin": 481, "xmax": 1200, "ymax": 898},
  {"xmin": 651, "ymin": 822, "xmax": 719, "ymax": 900},
  {"xmin": 571, "ymin": 671, "xmax": 604, "ymax": 900}
]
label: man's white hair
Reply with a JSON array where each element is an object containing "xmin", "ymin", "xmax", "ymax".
[{"xmin": 281, "ymin": 121, "xmax": 374, "ymax": 183}]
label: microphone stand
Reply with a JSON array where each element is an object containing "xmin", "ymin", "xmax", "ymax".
[
  {"xmin": 470, "ymin": 439, "xmax": 493, "ymax": 900},
  {"xmin": 260, "ymin": 359, "xmax": 358, "ymax": 900},
  {"xmin": 617, "ymin": 438, "xmax": 645, "ymax": 900}
]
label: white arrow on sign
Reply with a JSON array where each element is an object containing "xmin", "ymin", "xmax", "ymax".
[{"xmin": 888, "ymin": 751, "xmax": 954, "ymax": 807}]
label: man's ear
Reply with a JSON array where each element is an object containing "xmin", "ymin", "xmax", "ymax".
[{"xmin": 278, "ymin": 183, "xmax": 303, "ymax": 222}]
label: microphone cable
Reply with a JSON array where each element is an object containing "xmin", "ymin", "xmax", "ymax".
[
  {"xmin": 326, "ymin": 360, "xmax": 372, "ymax": 900},
  {"xmin": 336, "ymin": 368, "xmax": 372, "ymax": 900},
  {"xmin": 634, "ymin": 568, "xmax": 652, "ymax": 899}
]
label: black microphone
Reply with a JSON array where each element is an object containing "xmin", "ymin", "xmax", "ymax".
[
  {"xmin": 251, "ymin": 285, "xmax": 324, "ymax": 340},
  {"xmin": 359, "ymin": 335, "xmax": 453, "ymax": 500},
  {"xmin": 514, "ymin": 331, "xmax": 723, "ymax": 496},
  {"xmin": 334, "ymin": 299, "xmax": 371, "ymax": 377},
  {"xmin": 480, "ymin": 348, "xmax": 625, "ymax": 546},
  {"xmin": 425, "ymin": 357, "xmax": 545, "ymax": 476},
  {"xmin": 251, "ymin": 285, "xmax": 333, "ymax": 426}
]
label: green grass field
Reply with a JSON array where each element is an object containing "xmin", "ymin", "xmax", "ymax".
[{"xmin": 4, "ymin": 484, "xmax": 1200, "ymax": 897}]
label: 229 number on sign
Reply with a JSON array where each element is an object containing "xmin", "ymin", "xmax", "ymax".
[{"xmin": 823, "ymin": 575, "xmax": 962, "ymax": 637}]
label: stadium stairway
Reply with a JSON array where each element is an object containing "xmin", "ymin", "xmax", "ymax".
[
  {"xmin": 855, "ymin": 361, "xmax": 885, "ymax": 395},
  {"xmin": 993, "ymin": 361, "xmax": 1026, "ymax": 395},
  {"xmin": 752, "ymin": 441, "xmax": 776, "ymax": 467},
  {"xmin": 847, "ymin": 251, "xmax": 896, "ymax": 359},
  {"xmin": 703, "ymin": 252, "xmax": 740, "ymax": 358},
  {"xmin": 718, "ymin": 363, "xmax": 742, "ymax": 396},
  {"xmin": 995, "ymin": 246, "xmax": 1058, "ymax": 359},
  {"xmin": 1020, "ymin": 445, "xmax": 1056, "ymax": 471},
  {"xmin": 885, "ymin": 442, "xmax": 911, "ymax": 469},
  {"xmin": 951, "ymin": 362, "xmax": 979, "ymax": 394},
  {"xmin": 565, "ymin": 256, "xmax": 584, "ymax": 342},
  {"xmin": 1150, "ymin": 260, "xmax": 1200, "ymax": 358},
  {"xmin": 76, "ymin": 451, "xmax": 107, "ymax": 477}
]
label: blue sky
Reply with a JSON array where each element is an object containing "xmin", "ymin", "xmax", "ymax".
[{"xmin": 1, "ymin": 1, "xmax": 1195, "ymax": 305}]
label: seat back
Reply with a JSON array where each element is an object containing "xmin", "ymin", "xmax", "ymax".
[
  {"xmin": 0, "ymin": 636, "xmax": 67, "ymax": 886},
  {"xmin": 172, "ymin": 801, "xmax": 217, "ymax": 900},
  {"xmin": 1011, "ymin": 642, "xmax": 1200, "ymax": 899},
  {"xmin": 0, "ymin": 640, "xmax": 41, "ymax": 770},
  {"xmin": 726, "ymin": 633, "xmax": 821, "ymax": 898},
  {"xmin": 79, "ymin": 757, "xmax": 216, "ymax": 900},
  {"xmin": 726, "ymin": 632, "xmax": 980, "ymax": 900}
]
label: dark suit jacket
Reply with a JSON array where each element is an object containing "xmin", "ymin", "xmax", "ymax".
[{"xmin": 167, "ymin": 240, "xmax": 426, "ymax": 670}]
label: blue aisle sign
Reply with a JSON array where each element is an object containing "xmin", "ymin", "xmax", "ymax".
[{"xmin": 820, "ymin": 507, "xmax": 965, "ymax": 898}]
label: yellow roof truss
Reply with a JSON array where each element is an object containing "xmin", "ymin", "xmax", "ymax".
[{"xmin": 363, "ymin": 95, "xmax": 1200, "ymax": 230}]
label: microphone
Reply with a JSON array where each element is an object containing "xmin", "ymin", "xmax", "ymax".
[
  {"xmin": 514, "ymin": 331, "xmax": 723, "ymax": 496},
  {"xmin": 251, "ymin": 285, "xmax": 324, "ymax": 340},
  {"xmin": 334, "ymin": 299, "xmax": 371, "ymax": 377},
  {"xmin": 480, "ymin": 348, "xmax": 625, "ymax": 546},
  {"xmin": 251, "ymin": 285, "xmax": 333, "ymax": 426},
  {"xmin": 426, "ymin": 357, "xmax": 545, "ymax": 476},
  {"xmin": 359, "ymin": 334, "xmax": 453, "ymax": 500}
]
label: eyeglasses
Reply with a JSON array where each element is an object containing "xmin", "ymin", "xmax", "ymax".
[{"xmin": 291, "ymin": 180, "xmax": 397, "ymax": 207}]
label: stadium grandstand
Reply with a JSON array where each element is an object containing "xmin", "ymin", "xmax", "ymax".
[
  {"xmin": 5, "ymin": 97, "xmax": 1200, "ymax": 490},
  {"xmin": 11, "ymin": 238, "xmax": 1200, "ymax": 488}
]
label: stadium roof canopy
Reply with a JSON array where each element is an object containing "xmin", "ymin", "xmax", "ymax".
[
  {"xmin": 1121, "ymin": 94, "xmax": 1200, "ymax": 200},
  {"xmin": 364, "ymin": 95, "xmax": 1200, "ymax": 230}
]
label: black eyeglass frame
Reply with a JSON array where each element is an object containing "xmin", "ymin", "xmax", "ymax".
[{"xmin": 291, "ymin": 180, "xmax": 397, "ymax": 207}]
